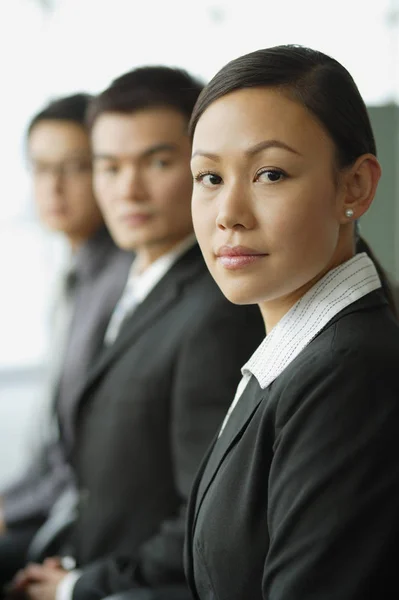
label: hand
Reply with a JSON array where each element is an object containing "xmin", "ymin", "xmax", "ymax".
[
  {"xmin": 43, "ymin": 557, "xmax": 64, "ymax": 569},
  {"xmin": 10, "ymin": 563, "xmax": 68, "ymax": 600}
]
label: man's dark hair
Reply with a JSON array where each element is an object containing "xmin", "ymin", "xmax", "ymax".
[
  {"xmin": 190, "ymin": 45, "xmax": 376, "ymax": 168},
  {"xmin": 87, "ymin": 66, "xmax": 204, "ymax": 129},
  {"xmin": 27, "ymin": 93, "xmax": 93, "ymax": 137}
]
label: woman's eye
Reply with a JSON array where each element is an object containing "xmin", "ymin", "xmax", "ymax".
[
  {"xmin": 256, "ymin": 169, "xmax": 285, "ymax": 183},
  {"xmin": 195, "ymin": 172, "xmax": 222, "ymax": 187}
]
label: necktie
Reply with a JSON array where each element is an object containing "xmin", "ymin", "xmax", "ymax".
[{"xmin": 104, "ymin": 280, "xmax": 138, "ymax": 345}]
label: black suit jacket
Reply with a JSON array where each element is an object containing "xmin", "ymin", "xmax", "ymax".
[
  {"xmin": 61, "ymin": 244, "xmax": 264, "ymax": 599},
  {"xmin": 185, "ymin": 291, "xmax": 399, "ymax": 600},
  {"xmin": 2, "ymin": 227, "xmax": 132, "ymax": 527}
]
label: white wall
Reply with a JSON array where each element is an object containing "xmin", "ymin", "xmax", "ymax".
[
  {"xmin": 0, "ymin": 0, "xmax": 397, "ymax": 481},
  {"xmin": 0, "ymin": 0, "xmax": 396, "ymax": 366}
]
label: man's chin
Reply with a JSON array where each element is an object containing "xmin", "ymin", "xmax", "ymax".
[
  {"xmin": 110, "ymin": 232, "xmax": 142, "ymax": 252},
  {"xmin": 43, "ymin": 217, "xmax": 71, "ymax": 232}
]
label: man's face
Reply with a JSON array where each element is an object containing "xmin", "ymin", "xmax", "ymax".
[
  {"xmin": 28, "ymin": 120, "xmax": 103, "ymax": 244},
  {"xmin": 92, "ymin": 108, "xmax": 194, "ymax": 260}
]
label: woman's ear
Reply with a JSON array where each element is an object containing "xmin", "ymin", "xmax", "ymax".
[{"xmin": 340, "ymin": 154, "xmax": 381, "ymax": 223}]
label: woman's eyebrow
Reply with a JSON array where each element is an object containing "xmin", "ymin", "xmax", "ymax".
[{"xmin": 192, "ymin": 139, "xmax": 301, "ymax": 161}]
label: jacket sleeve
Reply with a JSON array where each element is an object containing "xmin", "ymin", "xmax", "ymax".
[
  {"xmin": 263, "ymin": 338, "xmax": 399, "ymax": 600},
  {"xmin": 72, "ymin": 302, "xmax": 263, "ymax": 600},
  {"xmin": 2, "ymin": 410, "xmax": 72, "ymax": 526}
]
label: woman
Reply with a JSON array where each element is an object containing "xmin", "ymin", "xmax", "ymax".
[{"xmin": 185, "ymin": 45, "xmax": 399, "ymax": 600}]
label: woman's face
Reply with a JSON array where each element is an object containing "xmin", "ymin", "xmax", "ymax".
[{"xmin": 191, "ymin": 87, "xmax": 354, "ymax": 311}]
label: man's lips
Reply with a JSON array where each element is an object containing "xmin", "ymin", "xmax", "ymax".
[
  {"xmin": 215, "ymin": 246, "xmax": 268, "ymax": 270},
  {"xmin": 44, "ymin": 206, "xmax": 68, "ymax": 216},
  {"xmin": 120, "ymin": 213, "xmax": 152, "ymax": 225}
]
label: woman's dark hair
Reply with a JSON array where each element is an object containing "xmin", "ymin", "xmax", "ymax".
[
  {"xmin": 190, "ymin": 45, "xmax": 376, "ymax": 168},
  {"xmin": 356, "ymin": 235, "xmax": 397, "ymax": 317},
  {"xmin": 87, "ymin": 66, "xmax": 204, "ymax": 130},
  {"xmin": 27, "ymin": 93, "xmax": 92, "ymax": 137}
]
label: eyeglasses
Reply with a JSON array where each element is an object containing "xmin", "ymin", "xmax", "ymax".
[{"xmin": 30, "ymin": 158, "xmax": 92, "ymax": 178}]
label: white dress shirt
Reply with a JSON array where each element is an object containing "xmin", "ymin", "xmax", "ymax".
[
  {"xmin": 219, "ymin": 253, "xmax": 381, "ymax": 436},
  {"xmin": 104, "ymin": 234, "xmax": 197, "ymax": 345},
  {"xmin": 56, "ymin": 233, "xmax": 197, "ymax": 600}
]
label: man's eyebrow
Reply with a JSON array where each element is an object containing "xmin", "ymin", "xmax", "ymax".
[
  {"xmin": 191, "ymin": 139, "xmax": 301, "ymax": 160},
  {"xmin": 93, "ymin": 153, "xmax": 118, "ymax": 161},
  {"xmin": 142, "ymin": 143, "xmax": 179, "ymax": 157},
  {"xmin": 31, "ymin": 151, "xmax": 91, "ymax": 161},
  {"xmin": 94, "ymin": 143, "xmax": 179, "ymax": 161}
]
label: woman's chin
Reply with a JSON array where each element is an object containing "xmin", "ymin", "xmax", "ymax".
[{"xmin": 219, "ymin": 285, "xmax": 260, "ymax": 307}]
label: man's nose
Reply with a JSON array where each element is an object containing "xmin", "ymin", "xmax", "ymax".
[{"xmin": 119, "ymin": 167, "xmax": 147, "ymax": 202}]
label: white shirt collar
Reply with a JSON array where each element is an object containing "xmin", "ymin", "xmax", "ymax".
[
  {"xmin": 126, "ymin": 233, "xmax": 197, "ymax": 305},
  {"xmin": 244, "ymin": 252, "xmax": 381, "ymax": 390},
  {"xmin": 219, "ymin": 253, "xmax": 381, "ymax": 437}
]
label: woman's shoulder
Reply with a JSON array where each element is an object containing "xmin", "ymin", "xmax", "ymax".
[
  {"xmin": 300, "ymin": 291, "xmax": 398, "ymax": 366},
  {"xmin": 330, "ymin": 298, "xmax": 399, "ymax": 365},
  {"xmin": 269, "ymin": 300, "xmax": 399, "ymax": 422}
]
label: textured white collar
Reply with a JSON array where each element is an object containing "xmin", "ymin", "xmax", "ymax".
[
  {"xmin": 219, "ymin": 253, "xmax": 381, "ymax": 436},
  {"xmin": 244, "ymin": 252, "xmax": 381, "ymax": 390}
]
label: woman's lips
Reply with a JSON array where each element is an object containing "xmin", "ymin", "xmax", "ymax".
[{"xmin": 216, "ymin": 246, "xmax": 267, "ymax": 270}]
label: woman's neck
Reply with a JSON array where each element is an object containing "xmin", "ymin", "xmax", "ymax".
[{"xmin": 259, "ymin": 249, "xmax": 355, "ymax": 333}]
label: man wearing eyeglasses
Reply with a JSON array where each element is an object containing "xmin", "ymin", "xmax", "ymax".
[{"xmin": 0, "ymin": 94, "xmax": 132, "ymax": 589}]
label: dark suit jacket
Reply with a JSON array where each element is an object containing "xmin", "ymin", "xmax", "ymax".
[
  {"xmin": 61, "ymin": 244, "xmax": 264, "ymax": 600},
  {"xmin": 185, "ymin": 291, "xmax": 399, "ymax": 600},
  {"xmin": 2, "ymin": 227, "xmax": 132, "ymax": 526}
]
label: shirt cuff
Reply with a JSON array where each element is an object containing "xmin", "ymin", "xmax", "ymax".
[{"xmin": 56, "ymin": 570, "xmax": 82, "ymax": 600}]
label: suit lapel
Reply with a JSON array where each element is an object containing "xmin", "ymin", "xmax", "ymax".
[
  {"xmin": 75, "ymin": 244, "xmax": 204, "ymax": 411},
  {"xmin": 185, "ymin": 376, "xmax": 265, "ymax": 596},
  {"xmin": 190, "ymin": 290, "xmax": 386, "ymax": 521},
  {"xmin": 190, "ymin": 290, "xmax": 387, "ymax": 527},
  {"xmin": 185, "ymin": 437, "xmax": 218, "ymax": 597},
  {"xmin": 193, "ymin": 375, "xmax": 265, "ymax": 529},
  {"xmin": 186, "ymin": 289, "xmax": 388, "ymax": 595}
]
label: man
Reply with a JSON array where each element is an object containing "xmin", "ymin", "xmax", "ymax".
[
  {"xmin": 0, "ymin": 94, "xmax": 132, "ymax": 588},
  {"xmin": 16, "ymin": 67, "xmax": 264, "ymax": 600}
]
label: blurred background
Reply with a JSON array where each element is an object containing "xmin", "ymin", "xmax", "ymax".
[{"xmin": 0, "ymin": 0, "xmax": 398, "ymax": 485}]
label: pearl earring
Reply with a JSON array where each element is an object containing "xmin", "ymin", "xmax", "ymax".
[{"xmin": 345, "ymin": 208, "xmax": 354, "ymax": 219}]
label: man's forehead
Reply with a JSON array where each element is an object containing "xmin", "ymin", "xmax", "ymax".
[
  {"xmin": 29, "ymin": 147, "xmax": 91, "ymax": 162},
  {"xmin": 94, "ymin": 107, "xmax": 187, "ymax": 137},
  {"xmin": 93, "ymin": 141, "xmax": 184, "ymax": 161}
]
